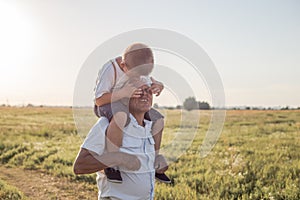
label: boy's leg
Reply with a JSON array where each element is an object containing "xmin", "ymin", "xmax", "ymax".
[
  {"xmin": 152, "ymin": 119, "xmax": 171, "ymax": 183},
  {"xmin": 152, "ymin": 118, "xmax": 164, "ymax": 156},
  {"xmin": 98, "ymin": 101, "xmax": 129, "ymax": 152},
  {"xmin": 146, "ymin": 108, "xmax": 171, "ymax": 183},
  {"xmin": 145, "ymin": 108, "xmax": 164, "ymax": 154},
  {"xmin": 104, "ymin": 112, "xmax": 128, "ymax": 183},
  {"xmin": 100, "ymin": 101, "xmax": 129, "ymax": 183},
  {"xmin": 106, "ymin": 112, "xmax": 127, "ymax": 152}
]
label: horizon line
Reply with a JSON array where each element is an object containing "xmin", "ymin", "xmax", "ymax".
[{"xmin": 1, "ymin": 104, "xmax": 299, "ymax": 110}]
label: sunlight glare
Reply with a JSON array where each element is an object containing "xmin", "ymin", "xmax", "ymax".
[{"xmin": 0, "ymin": 1, "xmax": 36, "ymax": 91}]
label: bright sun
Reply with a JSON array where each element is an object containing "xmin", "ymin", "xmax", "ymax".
[{"xmin": 0, "ymin": 1, "xmax": 36, "ymax": 93}]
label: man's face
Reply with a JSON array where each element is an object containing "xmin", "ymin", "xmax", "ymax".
[{"xmin": 129, "ymin": 85, "xmax": 153, "ymax": 113}]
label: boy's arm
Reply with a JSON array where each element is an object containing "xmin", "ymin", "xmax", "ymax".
[
  {"xmin": 95, "ymin": 83, "xmax": 142, "ymax": 106},
  {"xmin": 150, "ymin": 77, "xmax": 164, "ymax": 96},
  {"xmin": 95, "ymin": 92, "xmax": 122, "ymax": 107}
]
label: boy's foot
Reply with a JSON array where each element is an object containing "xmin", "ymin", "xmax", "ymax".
[
  {"xmin": 104, "ymin": 168, "xmax": 123, "ymax": 183},
  {"xmin": 155, "ymin": 172, "xmax": 171, "ymax": 184}
]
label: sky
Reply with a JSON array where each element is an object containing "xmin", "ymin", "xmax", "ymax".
[{"xmin": 0, "ymin": 0, "xmax": 299, "ymax": 107}]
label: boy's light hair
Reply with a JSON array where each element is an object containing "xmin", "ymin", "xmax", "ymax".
[{"xmin": 122, "ymin": 43, "xmax": 154, "ymax": 71}]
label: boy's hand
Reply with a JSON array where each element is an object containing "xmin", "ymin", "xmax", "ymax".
[
  {"xmin": 118, "ymin": 82, "xmax": 142, "ymax": 98},
  {"xmin": 150, "ymin": 77, "xmax": 164, "ymax": 96}
]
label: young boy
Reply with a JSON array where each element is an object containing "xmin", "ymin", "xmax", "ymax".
[{"xmin": 94, "ymin": 43, "xmax": 171, "ymax": 183}]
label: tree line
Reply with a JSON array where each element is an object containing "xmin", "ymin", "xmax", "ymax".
[
  {"xmin": 154, "ymin": 97, "xmax": 299, "ymax": 111},
  {"xmin": 153, "ymin": 97, "xmax": 211, "ymax": 111},
  {"xmin": 183, "ymin": 97, "xmax": 210, "ymax": 110}
]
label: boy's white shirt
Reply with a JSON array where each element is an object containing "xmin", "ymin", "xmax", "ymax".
[
  {"xmin": 94, "ymin": 58, "xmax": 127, "ymax": 100},
  {"xmin": 81, "ymin": 115, "xmax": 155, "ymax": 200},
  {"xmin": 94, "ymin": 57, "xmax": 152, "ymax": 100}
]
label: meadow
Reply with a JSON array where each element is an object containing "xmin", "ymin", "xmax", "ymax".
[{"xmin": 0, "ymin": 106, "xmax": 299, "ymax": 199}]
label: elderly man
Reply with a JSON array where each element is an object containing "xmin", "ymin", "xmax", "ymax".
[{"xmin": 73, "ymin": 82, "xmax": 168, "ymax": 200}]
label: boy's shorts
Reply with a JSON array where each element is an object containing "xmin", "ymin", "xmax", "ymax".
[{"xmin": 94, "ymin": 100, "xmax": 164, "ymax": 125}]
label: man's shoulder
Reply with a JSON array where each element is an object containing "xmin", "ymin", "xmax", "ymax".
[
  {"xmin": 84, "ymin": 117, "xmax": 109, "ymax": 140},
  {"xmin": 81, "ymin": 117, "xmax": 109, "ymax": 155}
]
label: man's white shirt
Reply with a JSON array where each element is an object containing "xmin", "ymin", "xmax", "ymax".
[{"xmin": 81, "ymin": 114, "xmax": 155, "ymax": 200}]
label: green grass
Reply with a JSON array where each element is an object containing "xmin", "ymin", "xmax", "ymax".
[
  {"xmin": 0, "ymin": 179, "xmax": 27, "ymax": 200},
  {"xmin": 0, "ymin": 107, "xmax": 96, "ymax": 183},
  {"xmin": 0, "ymin": 107, "xmax": 300, "ymax": 199}
]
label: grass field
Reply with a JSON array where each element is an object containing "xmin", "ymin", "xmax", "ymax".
[{"xmin": 0, "ymin": 107, "xmax": 299, "ymax": 199}]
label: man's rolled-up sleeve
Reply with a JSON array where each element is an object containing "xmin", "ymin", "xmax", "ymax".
[{"xmin": 81, "ymin": 117, "xmax": 109, "ymax": 155}]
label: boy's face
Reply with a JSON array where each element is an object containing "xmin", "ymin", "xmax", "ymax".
[
  {"xmin": 128, "ymin": 64, "xmax": 154, "ymax": 79},
  {"xmin": 121, "ymin": 58, "xmax": 154, "ymax": 78}
]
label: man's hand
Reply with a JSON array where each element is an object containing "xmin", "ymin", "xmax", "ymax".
[
  {"xmin": 154, "ymin": 154, "xmax": 168, "ymax": 174},
  {"xmin": 118, "ymin": 152, "xmax": 141, "ymax": 171},
  {"xmin": 150, "ymin": 77, "xmax": 164, "ymax": 96}
]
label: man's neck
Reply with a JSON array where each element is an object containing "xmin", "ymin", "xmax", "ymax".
[{"xmin": 131, "ymin": 113, "xmax": 145, "ymax": 126}]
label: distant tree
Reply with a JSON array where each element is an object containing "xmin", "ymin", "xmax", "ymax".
[
  {"xmin": 281, "ymin": 106, "xmax": 289, "ymax": 110},
  {"xmin": 198, "ymin": 101, "xmax": 210, "ymax": 110},
  {"xmin": 27, "ymin": 103, "xmax": 34, "ymax": 107},
  {"xmin": 166, "ymin": 106, "xmax": 175, "ymax": 110},
  {"xmin": 153, "ymin": 103, "xmax": 159, "ymax": 109},
  {"xmin": 183, "ymin": 97, "xmax": 198, "ymax": 111},
  {"xmin": 176, "ymin": 105, "xmax": 183, "ymax": 109}
]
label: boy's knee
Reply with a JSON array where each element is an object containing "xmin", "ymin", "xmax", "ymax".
[
  {"xmin": 112, "ymin": 112, "xmax": 129, "ymax": 128},
  {"xmin": 154, "ymin": 118, "xmax": 164, "ymax": 127},
  {"xmin": 153, "ymin": 118, "xmax": 164, "ymax": 132}
]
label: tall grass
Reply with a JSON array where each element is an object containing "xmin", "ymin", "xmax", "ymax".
[
  {"xmin": 0, "ymin": 179, "xmax": 27, "ymax": 200},
  {"xmin": 0, "ymin": 107, "xmax": 299, "ymax": 199}
]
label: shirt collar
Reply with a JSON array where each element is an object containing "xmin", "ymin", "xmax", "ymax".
[{"xmin": 129, "ymin": 114, "xmax": 152, "ymax": 130}]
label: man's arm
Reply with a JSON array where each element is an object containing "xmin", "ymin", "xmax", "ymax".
[
  {"xmin": 73, "ymin": 148, "xmax": 141, "ymax": 175},
  {"xmin": 73, "ymin": 148, "xmax": 107, "ymax": 174}
]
